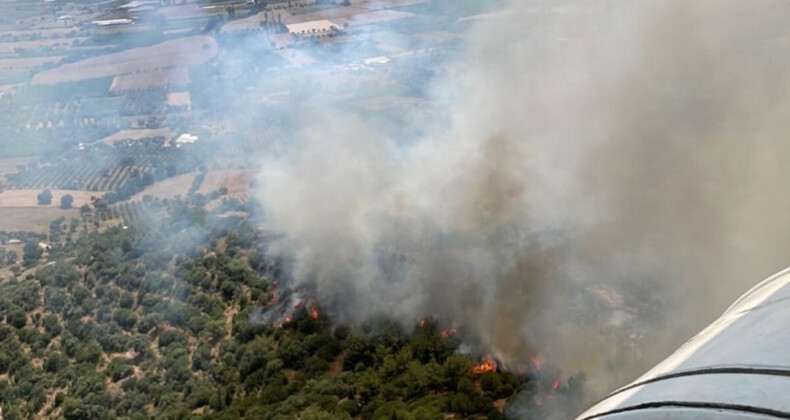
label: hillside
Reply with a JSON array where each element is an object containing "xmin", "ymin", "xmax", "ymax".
[{"xmin": 0, "ymin": 198, "xmax": 580, "ymax": 420}]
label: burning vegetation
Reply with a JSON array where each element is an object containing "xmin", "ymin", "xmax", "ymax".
[
  {"xmin": 473, "ymin": 356, "xmax": 497, "ymax": 374},
  {"xmin": 253, "ymin": 286, "xmax": 582, "ymax": 417}
]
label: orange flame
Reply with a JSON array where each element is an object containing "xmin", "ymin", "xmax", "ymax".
[
  {"xmin": 310, "ymin": 307, "xmax": 319, "ymax": 320},
  {"xmin": 552, "ymin": 379, "xmax": 561, "ymax": 391},
  {"xmin": 284, "ymin": 316, "xmax": 292, "ymax": 323},
  {"xmin": 472, "ymin": 356, "xmax": 496, "ymax": 374},
  {"xmin": 529, "ymin": 354, "xmax": 544, "ymax": 371},
  {"xmin": 441, "ymin": 328, "xmax": 456, "ymax": 339}
]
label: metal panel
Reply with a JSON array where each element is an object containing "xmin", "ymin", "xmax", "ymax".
[
  {"xmin": 592, "ymin": 409, "xmax": 782, "ymax": 420},
  {"xmin": 578, "ymin": 374, "xmax": 790, "ymax": 419},
  {"xmin": 577, "ymin": 268, "xmax": 790, "ymax": 419}
]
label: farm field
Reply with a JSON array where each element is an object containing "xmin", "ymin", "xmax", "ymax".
[
  {"xmin": 166, "ymin": 91, "xmax": 191, "ymax": 110},
  {"xmin": 78, "ymin": 96, "xmax": 125, "ymax": 118},
  {"xmin": 0, "ymin": 189, "xmax": 97, "ymax": 208},
  {"xmin": 348, "ymin": 0, "xmax": 430, "ymax": 8},
  {"xmin": 205, "ymin": 192, "xmax": 249, "ymax": 213},
  {"xmin": 0, "ymin": 55, "xmax": 64, "ymax": 71},
  {"xmin": 109, "ymin": 67, "xmax": 190, "ymax": 94},
  {"xmin": 0, "ymin": 136, "xmax": 58, "ymax": 159},
  {"xmin": 101, "ymin": 128, "xmax": 171, "ymax": 145},
  {"xmin": 31, "ymin": 36, "xmax": 220, "ymax": 85},
  {"xmin": 5, "ymin": 140, "xmax": 201, "ymax": 191},
  {"xmin": 109, "ymin": 199, "xmax": 164, "ymax": 227},
  {"xmin": 131, "ymin": 171, "xmax": 196, "ymax": 200},
  {"xmin": 0, "ymin": 27, "xmax": 78, "ymax": 38},
  {"xmin": 220, "ymin": 10, "xmax": 273, "ymax": 33},
  {"xmin": 0, "ymin": 37, "xmax": 88, "ymax": 56},
  {"xmin": 198, "ymin": 169, "xmax": 251, "ymax": 195},
  {"xmin": 0, "ymin": 207, "xmax": 78, "ymax": 232},
  {"xmin": 0, "ymin": 157, "xmax": 29, "ymax": 175}
]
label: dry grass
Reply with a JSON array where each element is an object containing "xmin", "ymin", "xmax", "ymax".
[
  {"xmin": 131, "ymin": 172, "xmax": 197, "ymax": 201},
  {"xmin": 0, "ymin": 189, "xmax": 98, "ymax": 208},
  {"xmin": 0, "ymin": 157, "xmax": 29, "ymax": 175},
  {"xmin": 32, "ymin": 36, "xmax": 219, "ymax": 85},
  {"xmin": 130, "ymin": 170, "xmax": 251, "ymax": 203},
  {"xmin": 166, "ymin": 91, "xmax": 191, "ymax": 108},
  {"xmin": 205, "ymin": 193, "xmax": 249, "ymax": 213},
  {"xmin": 0, "ymin": 207, "xmax": 79, "ymax": 232},
  {"xmin": 198, "ymin": 170, "xmax": 251, "ymax": 195}
]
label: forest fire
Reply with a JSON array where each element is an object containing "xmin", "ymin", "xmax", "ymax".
[
  {"xmin": 528, "ymin": 354, "xmax": 545, "ymax": 371},
  {"xmin": 441, "ymin": 327, "xmax": 456, "ymax": 339},
  {"xmin": 472, "ymin": 356, "xmax": 497, "ymax": 374},
  {"xmin": 310, "ymin": 307, "xmax": 320, "ymax": 320},
  {"xmin": 552, "ymin": 379, "xmax": 561, "ymax": 391}
]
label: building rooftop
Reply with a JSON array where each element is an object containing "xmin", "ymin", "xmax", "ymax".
[{"xmin": 285, "ymin": 20, "xmax": 339, "ymax": 35}]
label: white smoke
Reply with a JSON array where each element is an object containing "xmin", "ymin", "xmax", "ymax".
[{"xmin": 254, "ymin": 0, "xmax": 790, "ymax": 406}]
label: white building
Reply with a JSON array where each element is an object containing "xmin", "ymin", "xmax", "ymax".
[
  {"xmin": 175, "ymin": 133, "xmax": 198, "ymax": 147},
  {"xmin": 285, "ymin": 20, "xmax": 339, "ymax": 37},
  {"xmin": 92, "ymin": 18, "xmax": 134, "ymax": 26}
]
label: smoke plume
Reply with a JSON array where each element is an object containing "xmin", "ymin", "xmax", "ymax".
[{"xmin": 254, "ymin": 0, "xmax": 790, "ymax": 405}]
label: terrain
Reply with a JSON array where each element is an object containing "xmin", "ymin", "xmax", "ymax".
[
  {"xmin": 0, "ymin": 196, "xmax": 584, "ymax": 419},
  {"xmin": 0, "ymin": 0, "xmax": 582, "ymax": 419}
]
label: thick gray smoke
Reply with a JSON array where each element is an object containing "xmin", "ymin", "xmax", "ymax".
[{"xmin": 255, "ymin": 0, "xmax": 790, "ymax": 404}]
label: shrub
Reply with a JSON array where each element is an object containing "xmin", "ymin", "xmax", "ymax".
[
  {"xmin": 60, "ymin": 194, "xmax": 74, "ymax": 209},
  {"xmin": 37, "ymin": 189, "xmax": 52, "ymax": 205}
]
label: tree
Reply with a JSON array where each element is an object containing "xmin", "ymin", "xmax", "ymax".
[
  {"xmin": 5, "ymin": 249, "xmax": 16, "ymax": 265},
  {"xmin": 6, "ymin": 307, "xmax": 26, "ymax": 329},
  {"xmin": 44, "ymin": 352, "xmax": 68, "ymax": 373},
  {"xmin": 107, "ymin": 358, "xmax": 134, "ymax": 381},
  {"xmin": 60, "ymin": 194, "xmax": 74, "ymax": 209},
  {"xmin": 37, "ymin": 189, "xmax": 53, "ymax": 205},
  {"xmin": 42, "ymin": 314, "xmax": 62, "ymax": 337},
  {"xmin": 112, "ymin": 308, "xmax": 138, "ymax": 331},
  {"xmin": 22, "ymin": 240, "xmax": 41, "ymax": 267}
]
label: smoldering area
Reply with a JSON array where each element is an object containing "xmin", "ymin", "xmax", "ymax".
[{"xmin": 251, "ymin": 0, "xmax": 790, "ymax": 415}]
